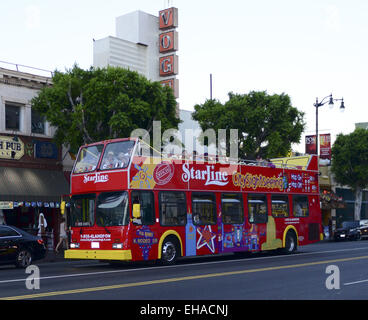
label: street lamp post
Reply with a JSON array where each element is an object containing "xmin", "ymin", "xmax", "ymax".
[{"xmin": 314, "ymin": 94, "xmax": 345, "ymax": 156}]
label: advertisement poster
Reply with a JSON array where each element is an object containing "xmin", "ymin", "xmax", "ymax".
[
  {"xmin": 320, "ymin": 133, "xmax": 331, "ymax": 160},
  {"xmin": 305, "ymin": 135, "xmax": 317, "ymax": 155}
]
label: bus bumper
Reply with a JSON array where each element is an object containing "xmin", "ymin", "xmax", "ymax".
[{"xmin": 64, "ymin": 249, "xmax": 132, "ymax": 261}]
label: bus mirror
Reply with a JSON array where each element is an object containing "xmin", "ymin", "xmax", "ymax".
[
  {"xmin": 60, "ymin": 201, "xmax": 66, "ymax": 215},
  {"xmin": 133, "ymin": 203, "xmax": 141, "ymax": 219}
]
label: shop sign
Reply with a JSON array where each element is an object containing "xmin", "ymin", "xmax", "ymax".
[
  {"xmin": 0, "ymin": 136, "xmax": 24, "ymax": 160},
  {"xmin": 34, "ymin": 141, "xmax": 58, "ymax": 159},
  {"xmin": 0, "ymin": 201, "xmax": 14, "ymax": 209}
]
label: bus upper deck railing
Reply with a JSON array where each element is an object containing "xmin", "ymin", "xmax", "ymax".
[{"xmin": 138, "ymin": 153, "xmax": 312, "ymax": 171}]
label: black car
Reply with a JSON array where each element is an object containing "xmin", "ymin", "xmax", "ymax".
[
  {"xmin": 0, "ymin": 225, "xmax": 46, "ymax": 268},
  {"xmin": 334, "ymin": 221, "xmax": 361, "ymax": 241}
]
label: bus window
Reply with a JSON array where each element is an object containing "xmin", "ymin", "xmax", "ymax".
[
  {"xmin": 248, "ymin": 194, "xmax": 268, "ymax": 224},
  {"xmin": 159, "ymin": 191, "xmax": 186, "ymax": 226},
  {"xmin": 192, "ymin": 192, "xmax": 216, "ymax": 225},
  {"xmin": 96, "ymin": 192, "xmax": 129, "ymax": 226},
  {"xmin": 222, "ymin": 193, "xmax": 243, "ymax": 224},
  {"xmin": 70, "ymin": 194, "xmax": 96, "ymax": 227},
  {"xmin": 293, "ymin": 195, "xmax": 309, "ymax": 217},
  {"xmin": 100, "ymin": 140, "xmax": 135, "ymax": 170},
  {"xmin": 271, "ymin": 195, "xmax": 289, "ymax": 218},
  {"xmin": 131, "ymin": 191, "xmax": 155, "ymax": 225},
  {"xmin": 74, "ymin": 145, "xmax": 103, "ymax": 173}
]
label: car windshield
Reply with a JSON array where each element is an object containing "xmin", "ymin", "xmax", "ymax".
[
  {"xmin": 74, "ymin": 145, "xmax": 103, "ymax": 173},
  {"xmin": 100, "ymin": 140, "xmax": 135, "ymax": 170},
  {"xmin": 70, "ymin": 194, "xmax": 95, "ymax": 227},
  {"xmin": 96, "ymin": 192, "xmax": 129, "ymax": 226}
]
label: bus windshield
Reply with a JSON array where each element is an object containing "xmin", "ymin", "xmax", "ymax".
[
  {"xmin": 96, "ymin": 192, "xmax": 129, "ymax": 226},
  {"xmin": 70, "ymin": 194, "xmax": 96, "ymax": 227},
  {"xmin": 74, "ymin": 145, "xmax": 103, "ymax": 173},
  {"xmin": 100, "ymin": 140, "xmax": 135, "ymax": 170}
]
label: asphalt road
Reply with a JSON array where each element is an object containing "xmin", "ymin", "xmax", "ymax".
[{"xmin": 1, "ymin": 240, "xmax": 368, "ymax": 303}]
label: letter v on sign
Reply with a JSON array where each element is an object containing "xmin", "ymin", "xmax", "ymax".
[{"xmin": 159, "ymin": 7, "xmax": 178, "ymax": 30}]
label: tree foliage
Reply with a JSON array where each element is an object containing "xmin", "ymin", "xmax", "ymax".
[
  {"xmin": 331, "ymin": 128, "xmax": 368, "ymax": 220},
  {"xmin": 31, "ymin": 65, "xmax": 180, "ymax": 152},
  {"xmin": 192, "ymin": 91, "xmax": 305, "ymax": 160}
]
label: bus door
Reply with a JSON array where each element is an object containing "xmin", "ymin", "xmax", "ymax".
[
  {"xmin": 130, "ymin": 190, "xmax": 159, "ymax": 261},
  {"xmin": 247, "ymin": 194, "xmax": 268, "ymax": 251},
  {"xmin": 219, "ymin": 193, "xmax": 246, "ymax": 253},
  {"xmin": 190, "ymin": 192, "xmax": 218, "ymax": 256}
]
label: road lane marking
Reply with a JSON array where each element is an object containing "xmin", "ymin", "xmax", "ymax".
[
  {"xmin": 2, "ymin": 254, "xmax": 368, "ymax": 300},
  {"xmin": 1, "ymin": 245, "xmax": 368, "ymax": 285},
  {"xmin": 344, "ymin": 279, "xmax": 368, "ymax": 286}
]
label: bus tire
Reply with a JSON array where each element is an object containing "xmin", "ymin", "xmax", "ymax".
[
  {"xmin": 160, "ymin": 237, "xmax": 180, "ymax": 265},
  {"xmin": 282, "ymin": 231, "xmax": 297, "ymax": 254}
]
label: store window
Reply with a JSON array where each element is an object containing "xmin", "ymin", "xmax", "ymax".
[
  {"xmin": 192, "ymin": 192, "xmax": 216, "ymax": 225},
  {"xmin": 222, "ymin": 193, "xmax": 243, "ymax": 224},
  {"xmin": 248, "ymin": 194, "xmax": 268, "ymax": 224},
  {"xmin": 159, "ymin": 191, "xmax": 186, "ymax": 226},
  {"xmin": 31, "ymin": 109, "xmax": 46, "ymax": 134},
  {"xmin": 5, "ymin": 103, "xmax": 21, "ymax": 131}
]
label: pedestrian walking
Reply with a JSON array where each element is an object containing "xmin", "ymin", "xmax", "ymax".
[{"xmin": 55, "ymin": 217, "xmax": 68, "ymax": 254}]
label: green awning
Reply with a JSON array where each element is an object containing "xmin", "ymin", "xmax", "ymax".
[{"xmin": 0, "ymin": 167, "xmax": 70, "ymax": 202}]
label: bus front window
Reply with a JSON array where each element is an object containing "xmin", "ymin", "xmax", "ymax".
[
  {"xmin": 74, "ymin": 145, "xmax": 103, "ymax": 173},
  {"xmin": 70, "ymin": 194, "xmax": 95, "ymax": 227},
  {"xmin": 96, "ymin": 192, "xmax": 129, "ymax": 226},
  {"xmin": 100, "ymin": 140, "xmax": 135, "ymax": 170}
]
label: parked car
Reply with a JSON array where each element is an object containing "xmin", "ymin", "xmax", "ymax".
[
  {"xmin": 334, "ymin": 221, "xmax": 361, "ymax": 241},
  {"xmin": 358, "ymin": 219, "xmax": 368, "ymax": 239},
  {"xmin": 0, "ymin": 225, "xmax": 46, "ymax": 268}
]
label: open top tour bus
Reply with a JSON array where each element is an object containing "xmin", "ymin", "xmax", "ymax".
[{"xmin": 64, "ymin": 137, "xmax": 322, "ymax": 264}]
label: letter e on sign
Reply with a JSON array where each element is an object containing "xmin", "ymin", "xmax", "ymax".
[{"xmin": 159, "ymin": 7, "xmax": 178, "ymax": 30}]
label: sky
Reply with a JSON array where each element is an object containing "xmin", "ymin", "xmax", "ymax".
[{"xmin": 1, "ymin": 0, "xmax": 367, "ymax": 153}]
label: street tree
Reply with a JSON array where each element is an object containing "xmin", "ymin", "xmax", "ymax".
[
  {"xmin": 31, "ymin": 65, "xmax": 180, "ymax": 153},
  {"xmin": 192, "ymin": 91, "xmax": 305, "ymax": 160},
  {"xmin": 331, "ymin": 128, "xmax": 368, "ymax": 221}
]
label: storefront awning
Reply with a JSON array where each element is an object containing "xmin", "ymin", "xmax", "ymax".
[{"xmin": 0, "ymin": 167, "xmax": 70, "ymax": 202}]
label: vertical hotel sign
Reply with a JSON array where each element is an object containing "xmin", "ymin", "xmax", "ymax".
[{"xmin": 159, "ymin": 7, "xmax": 179, "ymax": 98}]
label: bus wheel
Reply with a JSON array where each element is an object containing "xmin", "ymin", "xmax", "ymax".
[
  {"xmin": 282, "ymin": 231, "xmax": 297, "ymax": 254},
  {"xmin": 160, "ymin": 237, "xmax": 179, "ymax": 265}
]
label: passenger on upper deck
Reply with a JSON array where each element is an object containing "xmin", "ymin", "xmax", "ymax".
[
  {"xmin": 102, "ymin": 151, "xmax": 117, "ymax": 169},
  {"xmin": 115, "ymin": 152, "xmax": 130, "ymax": 168}
]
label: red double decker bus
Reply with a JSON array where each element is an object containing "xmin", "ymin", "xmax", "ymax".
[{"xmin": 65, "ymin": 137, "xmax": 322, "ymax": 264}]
